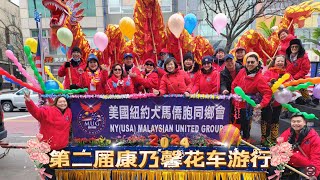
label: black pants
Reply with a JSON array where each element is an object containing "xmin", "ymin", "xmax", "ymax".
[
  {"xmin": 261, "ymin": 105, "xmax": 282, "ymax": 124},
  {"xmin": 235, "ymin": 109, "xmax": 251, "ymax": 139}
]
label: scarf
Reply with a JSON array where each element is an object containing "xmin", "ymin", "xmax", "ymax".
[
  {"xmin": 88, "ymin": 69, "xmax": 101, "ymax": 86},
  {"xmin": 288, "ymin": 125, "xmax": 311, "ymax": 149},
  {"xmin": 201, "ymin": 67, "xmax": 213, "ymax": 74},
  {"xmin": 245, "ymin": 65, "xmax": 261, "ymax": 75}
]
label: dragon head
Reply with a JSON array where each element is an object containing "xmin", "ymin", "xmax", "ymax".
[
  {"xmin": 43, "ymin": 0, "xmax": 84, "ymax": 28},
  {"xmin": 42, "ymin": 0, "xmax": 84, "ymax": 48},
  {"xmin": 42, "ymin": 0, "xmax": 70, "ymax": 28}
]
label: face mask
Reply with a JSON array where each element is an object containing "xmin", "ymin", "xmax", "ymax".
[{"xmin": 74, "ymin": 58, "xmax": 80, "ymax": 62}]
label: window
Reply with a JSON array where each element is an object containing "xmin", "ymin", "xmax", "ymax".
[
  {"xmin": 30, "ymin": 29, "xmax": 55, "ymax": 56},
  {"xmin": 80, "ymin": 0, "xmax": 96, "ymax": 17},
  {"xmin": 28, "ymin": 0, "xmax": 50, "ymax": 18},
  {"xmin": 82, "ymin": 28, "xmax": 97, "ymax": 49},
  {"xmin": 108, "ymin": 0, "xmax": 172, "ymax": 14}
]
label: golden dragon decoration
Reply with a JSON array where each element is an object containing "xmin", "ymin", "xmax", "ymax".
[{"xmin": 232, "ymin": 0, "xmax": 320, "ymax": 64}]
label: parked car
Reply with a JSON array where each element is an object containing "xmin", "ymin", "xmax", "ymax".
[
  {"xmin": 0, "ymin": 104, "xmax": 7, "ymax": 140},
  {"xmin": 0, "ymin": 88, "xmax": 39, "ymax": 112}
]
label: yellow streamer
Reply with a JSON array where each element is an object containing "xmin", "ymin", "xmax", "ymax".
[
  {"xmin": 44, "ymin": 66, "xmax": 64, "ymax": 89},
  {"xmin": 271, "ymin": 73, "xmax": 290, "ymax": 93}
]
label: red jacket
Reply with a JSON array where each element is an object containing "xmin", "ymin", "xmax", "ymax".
[
  {"xmin": 278, "ymin": 34, "xmax": 296, "ymax": 55},
  {"xmin": 187, "ymin": 71, "xmax": 201, "ymax": 87},
  {"xmin": 286, "ymin": 53, "xmax": 310, "ymax": 80},
  {"xmin": 58, "ymin": 60, "xmax": 86, "ymax": 89},
  {"xmin": 159, "ymin": 70, "xmax": 192, "ymax": 95},
  {"xmin": 105, "ymin": 75, "xmax": 134, "ymax": 94},
  {"xmin": 77, "ymin": 69, "xmax": 108, "ymax": 95},
  {"xmin": 124, "ymin": 65, "xmax": 142, "ymax": 93},
  {"xmin": 212, "ymin": 63, "xmax": 225, "ymax": 72},
  {"xmin": 281, "ymin": 128, "xmax": 320, "ymax": 177},
  {"xmin": 192, "ymin": 70, "xmax": 220, "ymax": 94},
  {"xmin": 132, "ymin": 70, "xmax": 159, "ymax": 93},
  {"xmin": 26, "ymin": 100, "xmax": 72, "ymax": 150},
  {"xmin": 231, "ymin": 69, "xmax": 272, "ymax": 108},
  {"xmin": 264, "ymin": 68, "xmax": 293, "ymax": 106}
]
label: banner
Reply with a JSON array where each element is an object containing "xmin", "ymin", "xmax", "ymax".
[
  {"xmin": 71, "ymin": 97, "xmax": 230, "ymax": 139},
  {"xmin": 50, "ymin": 146, "xmax": 270, "ymax": 171}
]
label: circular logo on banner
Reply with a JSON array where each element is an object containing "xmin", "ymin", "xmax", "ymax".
[
  {"xmin": 304, "ymin": 165, "xmax": 316, "ymax": 177},
  {"xmin": 77, "ymin": 110, "xmax": 106, "ymax": 135}
]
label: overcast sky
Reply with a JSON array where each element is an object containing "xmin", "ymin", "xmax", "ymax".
[{"xmin": 11, "ymin": 0, "xmax": 19, "ymax": 6}]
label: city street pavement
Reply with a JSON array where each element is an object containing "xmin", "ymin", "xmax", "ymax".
[{"xmin": 0, "ymin": 111, "xmax": 39, "ymax": 180}]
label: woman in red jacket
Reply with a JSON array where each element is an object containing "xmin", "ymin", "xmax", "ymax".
[
  {"xmin": 77, "ymin": 54, "xmax": 108, "ymax": 95},
  {"xmin": 192, "ymin": 55, "xmax": 220, "ymax": 94},
  {"xmin": 280, "ymin": 113, "xmax": 320, "ymax": 179},
  {"xmin": 153, "ymin": 57, "xmax": 192, "ymax": 96},
  {"xmin": 106, "ymin": 64, "xmax": 134, "ymax": 94},
  {"xmin": 231, "ymin": 52, "xmax": 272, "ymax": 141},
  {"xmin": 183, "ymin": 52, "xmax": 200, "ymax": 86},
  {"xmin": 261, "ymin": 55, "xmax": 292, "ymax": 146},
  {"xmin": 24, "ymin": 93, "xmax": 72, "ymax": 180},
  {"xmin": 130, "ymin": 58, "xmax": 159, "ymax": 93},
  {"xmin": 277, "ymin": 29, "xmax": 296, "ymax": 55}
]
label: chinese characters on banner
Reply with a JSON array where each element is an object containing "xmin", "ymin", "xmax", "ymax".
[
  {"xmin": 49, "ymin": 147, "xmax": 270, "ymax": 171},
  {"xmin": 71, "ymin": 98, "xmax": 230, "ymax": 139}
]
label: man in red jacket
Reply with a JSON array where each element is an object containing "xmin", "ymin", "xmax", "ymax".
[
  {"xmin": 58, "ymin": 47, "xmax": 85, "ymax": 89},
  {"xmin": 123, "ymin": 53, "xmax": 141, "ymax": 93},
  {"xmin": 280, "ymin": 113, "xmax": 320, "ymax": 179}
]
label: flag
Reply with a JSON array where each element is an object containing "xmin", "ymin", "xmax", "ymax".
[{"xmin": 35, "ymin": 36, "xmax": 42, "ymax": 75}]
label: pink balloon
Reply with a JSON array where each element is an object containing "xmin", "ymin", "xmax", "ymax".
[
  {"xmin": 5, "ymin": 50, "xmax": 14, "ymax": 60},
  {"xmin": 213, "ymin": 13, "xmax": 228, "ymax": 34},
  {"xmin": 6, "ymin": 50, "xmax": 41, "ymax": 89},
  {"xmin": 168, "ymin": 13, "xmax": 185, "ymax": 38},
  {"xmin": 93, "ymin": 32, "xmax": 108, "ymax": 52}
]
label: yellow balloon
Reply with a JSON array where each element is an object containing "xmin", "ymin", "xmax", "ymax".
[
  {"xmin": 119, "ymin": 17, "xmax": 135, "ymax": 40},
  {"xmin": 25, "ymin": 38, "xmax": 38, "ymax": 53}
]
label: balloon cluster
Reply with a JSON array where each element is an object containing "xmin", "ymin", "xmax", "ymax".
[
  {"xmin": 234, "ymin": 87, "xmax": 257, "ymax": 107},
  {"xmin": 24, "ymin": 45, "xmax": 46, "ymax": 91},
  {"xmin": 271, "ymin": 73, "xmax": 290, "ymax": 93},
  {"xmin": 282, "ymin": 104, "xmax": 318, "ymax": 120}
]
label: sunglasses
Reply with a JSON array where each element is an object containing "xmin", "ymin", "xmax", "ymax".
[
  {"xmin": 246, "ymin": 61, "xmax": 256, "ymax": 65},
  {"xmin": 145, "ymin": 63, "xmax": 154, "ymax": 66},
  {"xmin": 291, "ymin": 45, "xmax": 299, "ymax": 49},
  {"xmin": 160, "ymin": 53, "xmax": 166, "ymax": 56},
  {"xmin": 114, "ymin": 68, "xmax": 122, "ymax": 71}
]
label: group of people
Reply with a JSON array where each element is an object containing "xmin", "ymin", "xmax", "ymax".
[{"xmin": 23, "ymin": 29, "xmax": 320, "ymax": 179}]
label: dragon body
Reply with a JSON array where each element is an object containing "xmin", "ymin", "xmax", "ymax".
[{"xmin": 233, "ymin": 0, "xmax": 320, "ymax": 64}]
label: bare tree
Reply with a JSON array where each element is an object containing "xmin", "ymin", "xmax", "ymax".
[
  {"xmin": 201, "ymin": 0, "xmax": 297, "ymax": 52},
  {"xmin": 0, "ymin": 7, "xmax": 24, "ymax": 65}
]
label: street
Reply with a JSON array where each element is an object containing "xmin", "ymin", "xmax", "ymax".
[
  {"xmin": 0, "ymin": 109, "xmax": 294, "ymax": 180},
  {"xmin": 0, "ymin": 111, "xmax": 39, "ymax": 180}
]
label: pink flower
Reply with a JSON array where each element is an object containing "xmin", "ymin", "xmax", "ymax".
[
  {"xmin": 280, "ymin": 142, "xmax": 292, "ymax": 153},
  {"xmin": 276, "ymin": 137, "xmax": 284, "ymax": 144},
  {"xmin": 280, "ymin": 155, "xmax": 290, "ymax": 163},
  {"xmin": 29, "ymin": 152, "xmax": 39, "ymax": 161},
  {"xmin": 271, "ymin": 155, "xmax": 282, "ymax": 167},
  {"xmin": 38, "ymin": 142, "xmax": 51, "ymax": 153},
  {"xmin": 36, "ymin": 134, "xmax": 43, "ymax": 141},
  {"xmin": 27, "ymin": 139, "xmax": 39, "ymax": 149},
  {"xmin": 38, "ymin": 153, "xmax": 50, "ymax": 164},
  {"xmin": 270, "ymin": 145, "xmax": 280, "ymax": 156}
]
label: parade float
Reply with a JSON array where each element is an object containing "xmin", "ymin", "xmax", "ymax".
[{"xmin": 1, "ymin": 0, "xmax": 320, "ymax": 179}]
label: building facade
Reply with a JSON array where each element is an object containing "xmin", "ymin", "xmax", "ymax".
[{"xmin": 0, "ymin": 0, "xmax": 24, "ymax": 89}]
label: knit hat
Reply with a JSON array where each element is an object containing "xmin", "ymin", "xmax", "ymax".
[
  {"xmin": 71, "ymin": 46, "xmax": 81, "ymax": 54},
  {"xmin": 202, "ymin": 55, "xmax": 213, "ymax": 64},
  {"xmin": 87, "ymin": 53, "xmax": 98, "ymax": 62},
  {"xmin": 183, "ymin": 52, "xmax": 194, "ymax": 61}
]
